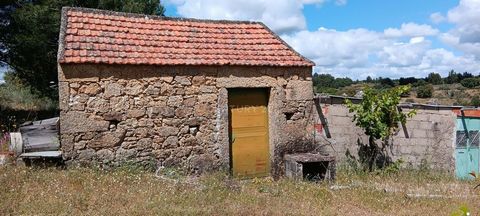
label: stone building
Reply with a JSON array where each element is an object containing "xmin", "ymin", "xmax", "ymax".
[{"xmin": 57, "ymin": 7, "xmax": 315, "ymax": 177}]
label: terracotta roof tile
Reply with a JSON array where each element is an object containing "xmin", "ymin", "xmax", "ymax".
[{"xmin": 59, "ymin": 7, "xmax": 314, "ymax": 67}]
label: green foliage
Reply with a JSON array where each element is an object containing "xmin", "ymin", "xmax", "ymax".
[
  {"xmin": 0, "ymin": 0, "xmax": 165, "ymax": 98},
  {"xmin": 460, "ymin": 77, "xmax": 480, "ymax": 88},
  {"xmin": 426, "ymin": 72, "xmax": 443, "ymax": 85},
  {"xmin": 313, "ymin": 74, "xmax": 353, "ymax": 89},
  {"xmin": 346, "ymin": 86, "xmax": 415, "ymax": 171},
  {"xmin": 412, "ymin": 79, "xmax": 427, "ymax": 87},
  {"xmin": 416, "ymin": 84, "xmax": 433, "ymax": 98},
  {"xmin": 377, "ymin": 158, "xmax": 404, "ymax": 176},
  {"xmin": 337, "ymin": 86, "xmax": 357, "ymax": 97},
  {"xmin": 451, "ymin": 205, "xmax": 470, "ymax": 216},
  {"xmin": 313, "ymin": 73, "xmax": 334, "ymax": 87},
  {"xmin": 444, "ymin": 70, "xmax": 459, "ymax": 84},
  {"xmin": 0, "ymin": 71, "xmax": 56, "ymax": 110},
  {"xmin": 365, "ymin": 76, "xmax": 373, "ymax": 83},
  {"xmin": 374, "ymin": 77, "xmax": 395, "ymax": 89},
  {"xmin": 399, "ymin": 77, "xmax": 418, "ymax": 85},
  {"xmin": 315, "ymin": 86, "xmax": 338, "ymax": 95},
  {"xmin": 346, "ymin": 86, "xmax": 415, "ymax": 141},
  {"xmin": 471, "ymin": 96, "xmax": 480, "ymax": 107},
  {"xmin": 313, "ymin": 73, "xmax": 353, "ymax": 94},
  {"xmin": 334, "ymin": 77, "xmax": 354, "ymax": 88}
]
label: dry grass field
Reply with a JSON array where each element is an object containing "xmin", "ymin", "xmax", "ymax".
[{"xmin": 0, "ymin": 165, "xmax": 479, "ymax": 215}]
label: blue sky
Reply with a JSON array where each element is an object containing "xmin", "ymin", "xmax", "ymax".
[
  {"xmin": 1, "ymin": 0, "xmax": 478, "ymax": 81},
  {"xmin": 302, "ymin": 1, "xmax": 457, "ymax": 32},
  {"xmin": 164, "ymin": 0, "xmax": 480, "ymax": 79}
]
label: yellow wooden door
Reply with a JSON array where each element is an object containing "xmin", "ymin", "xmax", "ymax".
[{"xmin": 229, "ymin": 89, "xmax": 270, "ymax": 177}]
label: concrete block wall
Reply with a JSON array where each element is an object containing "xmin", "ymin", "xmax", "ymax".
[{"xmin": 316, "ymin": 104, "xmax": 456, "ymax": 172}]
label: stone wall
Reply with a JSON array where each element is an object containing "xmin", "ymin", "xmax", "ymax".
[
  {"xmin": 58, "ymin": 64, "xmax": 315, "ymax": 175},
  {"xmin": 316, "ymin": 103, "xmax": 457, "ymax": 171}
]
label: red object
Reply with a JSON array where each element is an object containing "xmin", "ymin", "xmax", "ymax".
[
  {"xmin": 59, "ymin": 8, "xmax": 315, "ymax": 67},
  {"xmin": 452, "ymin": 109, "xmax": 480, "ymax": 118}
]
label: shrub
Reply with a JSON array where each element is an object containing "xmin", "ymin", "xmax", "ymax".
[
  {"xmin": 472, "ymin": 96, "xmax": 480, "ymax": 107},
  {"xmin": 416, "ymin": 84, "xmax": 434, "ymax": 98},
  {"xmin": 345, "ymin": 86, "xmax": 415, "ymax": 171},
  {"xmin": 460, "ymin": 77, "xmax": 480, "ymax": 88},
  {"xmin": 337, "ymin": 86, "xmax": 357, "ymax": 97},
  {"xmin": 412, "ymin": 79, "xmax": 427, "ymax": 87},
  {"xmin": 315, "ymin": 86, "xmax": 338, "ymax": 95}
]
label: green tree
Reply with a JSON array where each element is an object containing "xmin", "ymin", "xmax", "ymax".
[
  {"xmin": 333, "ymin": 77, "xmax": 353, "ymax": 88},
  {"xmin": 426, "ymin": 72, "xmax": 442, "ymax": 85},
  {"xmin": 374, "ymin": 77, "xmax": 395, "ymax": 89},
  {"xmin": 460, "ymin": 77, "xmax": 480, "ymax": 88},
  {"xmin": 399, "ymin": 77, "xmax": 417, "ymax": 85},
  {"xmin": 346, "ymin": 86, "xmax": 415, "ymax": 171},
  {"xmin": 365, "ymin": 76, "xmax": 373, "ymax": 83},
  {"xmin": 444, "ymin": 70, "xmax": 459, "ymax": 84},
  {"xmin": 0, "ymin": 0, "xmax": 165, "ymax": 98},
  {"xmin": 416, "ymin": 84, "xmax": 433, "ymax": 98},
  {"xmin": 313, "ymin": 73, "xmax": 335, "ymax": 88}
]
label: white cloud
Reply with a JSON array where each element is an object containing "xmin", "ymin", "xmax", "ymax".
[
  {"xmin": 439, "ymin": 0, "xmax": 480, "ymax": 59},
  {"xmin": 409, "ymin": 36, "xmax": 425, "ymax": 44},
  {"xmin": 283, "ymin": 25, "xmax": 479, "ymax": 79},
  {"xmin": 167, "ymin": 0, "xmax": 305, "ymax": 33},
  {"xmin": 384, "ymin": 23, "xmax": 439, "ymax": 38},
  {"xmin": 167, "ymin": 0, "xmax": 480, "ymax": 79},
  {"xmin": 282, "ymin": 27, "xmax": 387, "ymax": 68},
  {"xmin": 430, "ymin": 12, "xmax": 445, "ymax": 24},
  {"xmin": 378, "ymin": 38, "xmax": 430, "ymax": 67},
  {"xmin": 166, "ymin": 0, "xmax": 344, "ymax": 34},
  {"xmin": 447, "ymin": 0, "xmax": 480, "ymax": 25}
]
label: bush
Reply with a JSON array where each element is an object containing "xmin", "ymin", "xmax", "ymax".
[
  {"xmin": 416, "ymin": 84, "xmax": 434, "ymax": 98},
  {"xmin": 472, "ymin": 96, "xmax": 480, "ymax": 107},
  {"xmin": 315, "ymin": 86, "xmax": 338, "ymax": 95},
  {"xmin": 460, "ymin": 77, "xmax": 480, "ymax": 88},
  {"xmin": 337, "ymin": 86, "xmax": 357, "ymax": 97},
  {"xmin": 412, "ymin": 79, "xmax": 427, "ymax": 87}
]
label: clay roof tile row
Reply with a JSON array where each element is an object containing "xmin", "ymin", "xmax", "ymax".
[{"xmin": 59, "ymin": 7, "xmax": 314, "ymax": 67}]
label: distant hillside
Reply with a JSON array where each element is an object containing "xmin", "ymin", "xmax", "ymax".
[{"xmin": 313, "ymin": 71, "xmax": 480, "ymax": 106}]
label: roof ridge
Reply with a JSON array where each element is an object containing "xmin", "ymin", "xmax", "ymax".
[
  {"xmin": 63, "ymin": 7, "xmax": 264, "ymax": 25},
  {"xmin": 257, "ymin": 23, "xmax": 315, "ymax": 67}
]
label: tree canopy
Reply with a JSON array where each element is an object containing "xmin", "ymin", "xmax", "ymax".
[
  {"xmin": 0, "ymin": 0, "xmax": 165, "ymax": 99},
  {"xmin": 426, "ymin": 72, "xmax": 442, "ymax": 85}
]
